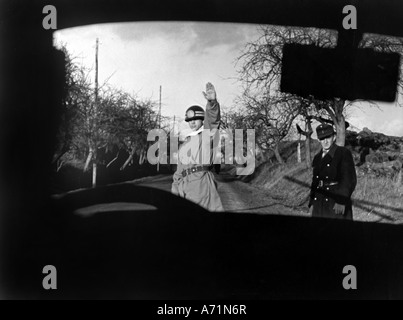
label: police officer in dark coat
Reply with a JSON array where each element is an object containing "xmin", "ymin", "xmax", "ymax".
[{"xmin": 309, "ymin": 124, "xmax": 357, "ymax": 220}]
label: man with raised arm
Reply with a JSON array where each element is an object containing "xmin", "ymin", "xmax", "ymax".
[{"xmin": 171, "ymin": 82, "xmax": 224, "ymax": 212}]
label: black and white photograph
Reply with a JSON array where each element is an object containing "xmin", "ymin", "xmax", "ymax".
[{"xmin": 1, "ymin": 0, "xmax": 403, "ymax": 302}]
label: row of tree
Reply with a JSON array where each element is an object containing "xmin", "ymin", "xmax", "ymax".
[{"xmin": 53, "ymin": 46, "xmax": 166, "ymax": 186}]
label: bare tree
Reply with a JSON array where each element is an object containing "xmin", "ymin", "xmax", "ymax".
[
  {"xmin": 233, "ymin": 91, "xmax": 301, "ymax": 163},
  {"xmin": 95, "ymin": 86, "xmax": 160, "ymax": 171},
  {"xmin": 296, "ymin": 101, "xmax": 314, "ymax": 168},
  {"xmin": 54, "ymin": 47, "xmax": 160, "ymax": 182},
  {"xmin": 237, "ymin": 25, "xmax": 403, "ymax": 148},
  {"xmin": 53, "ymin": 46, "xmax": 93, "ymax": 169}
]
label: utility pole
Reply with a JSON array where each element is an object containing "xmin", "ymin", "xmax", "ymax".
[
  {"xmin": 171, "ymin": 115, "xmax": 176, "ymax": 171},
  {"xmin": 93, "ymin": 38, "xmax": 99, "ymax": 187},
  {"xmin": 159, "ymin": 85, "xmax": 162, "ymax": 128},
  {"xmin": 157, "ymin": 85, "xmax": 162, "ymax": 172}
]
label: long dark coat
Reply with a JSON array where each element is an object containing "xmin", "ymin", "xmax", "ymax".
[{"xmin": 309, "ymin": 143, "xmax": 357, "ymax": 220}]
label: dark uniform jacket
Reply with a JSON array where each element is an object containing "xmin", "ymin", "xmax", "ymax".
[{"xmin": 309, "ymin": 143, "xmax": 357, "ymax": 220}]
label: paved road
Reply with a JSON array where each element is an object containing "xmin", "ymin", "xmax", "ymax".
[{"xmin": 215, "ymin": 173, "xmax": 309, "ymax": 216}]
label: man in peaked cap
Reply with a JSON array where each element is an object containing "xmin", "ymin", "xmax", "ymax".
[
  {"xmin": 171, "ymin": 82, "xmax": 223, "ymax": 212},
  {"xmin": 308, "ymin": 123, "xmax": 357, "ymax": 220}
]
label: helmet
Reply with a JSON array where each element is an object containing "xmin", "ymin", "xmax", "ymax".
[{"xmin": 185, "ymin": 105, "xmax": 205, "ymax": 122}]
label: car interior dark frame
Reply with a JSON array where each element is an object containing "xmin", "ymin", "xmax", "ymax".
[{"xmin": 1, "ymin": 0, "xmax": 403, "ymax": 299}]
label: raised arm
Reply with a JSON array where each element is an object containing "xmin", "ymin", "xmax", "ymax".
[{"xmin": 202, "ymin": 82, "xmax": 221, "ymax": 130}]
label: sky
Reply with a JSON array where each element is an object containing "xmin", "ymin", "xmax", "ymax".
[{"xmin": 53, "ymin": 21, "xmax": 403, "ymax": 137}]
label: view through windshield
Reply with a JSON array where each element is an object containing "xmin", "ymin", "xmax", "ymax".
[{"xmin": 52, "ymin": 21, "xmax": 403, "ymax": 224}]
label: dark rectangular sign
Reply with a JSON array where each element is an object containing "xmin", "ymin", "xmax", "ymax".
[{"xmin": 281, "ymin": 43, "xmax": 400, "ymax": 102}]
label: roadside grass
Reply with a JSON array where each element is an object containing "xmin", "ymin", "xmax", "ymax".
[
  {"xmin": 352, "ymin": 173, "xmax": 403, "ymax": 223},
  {"xmin": 250, "ymin": 161, "xmax": 312, "ymax": 208}
]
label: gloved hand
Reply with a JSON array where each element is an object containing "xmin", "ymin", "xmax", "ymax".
[
  {"xmin": 202, "ymin": 82, "xmax": 217, "ymax": 101},
  {"xmin": 171, "ymin": 184, "xmax": 179, "ymax": 196},
  {"xmin": 333, "ymin": 203, "xmax": 346, "ymax": 215}
]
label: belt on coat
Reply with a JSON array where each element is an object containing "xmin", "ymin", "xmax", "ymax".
[
  {"xmin": 182, "ymin": 165, "xmax": 211, "ymax": 177},
  {"xmin": 318, "ymin": 180, "xmax": 338, "ymax": 188}
]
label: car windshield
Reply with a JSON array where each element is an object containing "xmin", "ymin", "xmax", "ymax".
[{"xmin": 52, "ymin": 21, "xmax": 403, "ymax": 224}]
